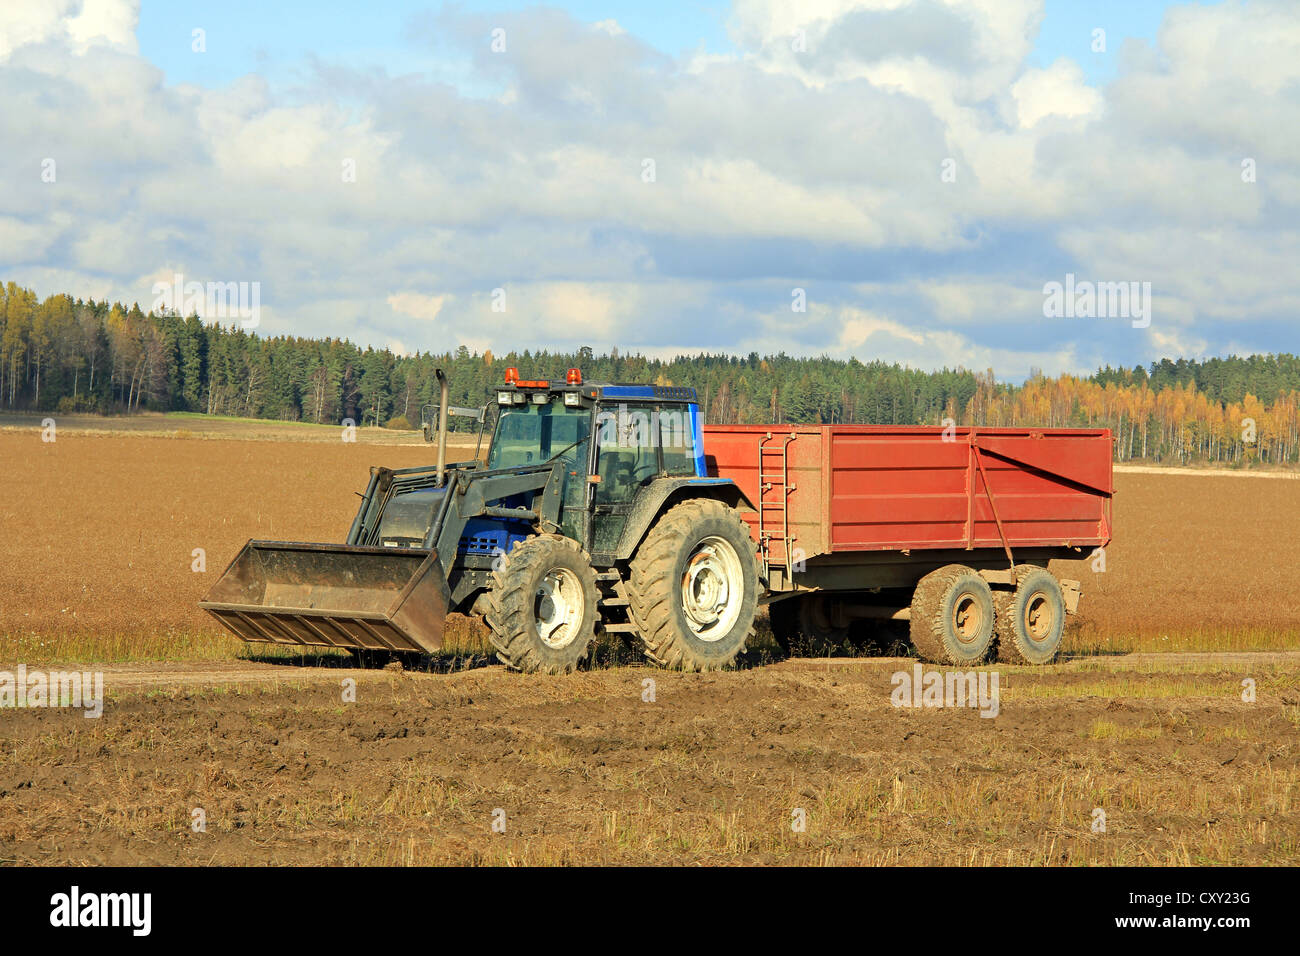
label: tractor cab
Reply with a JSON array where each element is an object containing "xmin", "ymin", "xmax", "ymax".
[{"xmin": 477, "ymin": 368, "xmax": 709, "ymax": 558}]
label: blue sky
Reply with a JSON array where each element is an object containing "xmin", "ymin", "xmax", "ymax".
[
  {"xmin": 138, "ymin": 0, "xmax": 1181, "ymax": 90},
  {"xmin": 137, "ymin": 1, "xmax": 732, "ymax": 90},
  {"xmin": 1, "ymin": 0, "xmax": 1292, "ymax": 381}
]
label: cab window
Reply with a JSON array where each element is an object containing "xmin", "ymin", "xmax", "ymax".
[
  {"xmin": 487, "ymin": 400, "xmax": 590, "ymax": 470},
  {"xmin": 594, "ymin": 404, "xmax": 657, "ymax": 504}
]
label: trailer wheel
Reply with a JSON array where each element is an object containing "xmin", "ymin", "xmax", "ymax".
[
  {"xmin": 767, "ymin": 594, "xmax": 849, "ymax": 656},
  {"xmin": 484, "ymin": 535, "xmax": 599, "ymax": 674},
  {"xmin": 625, "ymin": 499, "xmax": 759, "ymax": 671},
  {"xmin": 995, "ymin": 567, "xmax": 1065, "ymax": 665},
  {"xmin": 909, "ymin": 565, "xmax": 996, "ymax": 665},
  {"xmin": 767, "ymin": 597, "xmax": 798, "ymax": 652}
]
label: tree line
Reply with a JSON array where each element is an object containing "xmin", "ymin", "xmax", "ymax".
[{"xmin": 2, "ymin": 281, "xmax": 1297, "ymax": 464}]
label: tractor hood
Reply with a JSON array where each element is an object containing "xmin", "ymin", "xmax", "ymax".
[{"xmin": 375, "ymin": 487, "xmax": 447, "ymax": 549}]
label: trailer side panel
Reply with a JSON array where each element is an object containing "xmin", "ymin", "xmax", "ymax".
[{"xmin": 703, "ymin": 425, "xmax": 1112, "ymax": 565}]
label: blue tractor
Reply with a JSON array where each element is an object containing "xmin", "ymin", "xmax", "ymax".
[{"xmin": 200, "ymin": 368, "xmax": 760, "ymax": 672}]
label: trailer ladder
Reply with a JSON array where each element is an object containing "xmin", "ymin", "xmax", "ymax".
[{"xmin": 757, "ymin": 432, "xmax": 796, "ymax": 583}]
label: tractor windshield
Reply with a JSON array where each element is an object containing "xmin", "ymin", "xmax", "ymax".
[{"xmin": 487, "ymin": 399, "xmax": 591, "ymax": 470}]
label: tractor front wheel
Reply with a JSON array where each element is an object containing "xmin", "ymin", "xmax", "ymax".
[
  {"xmin": 625, "ymin": 499, "xmax": 759, "ymax": 671},
  {"xmin": 485, "ymin": 535, "xmax": 599, "ymax": 674}
]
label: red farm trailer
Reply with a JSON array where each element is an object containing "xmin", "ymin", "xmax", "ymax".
[{"xmin": 704, "ymin": 424, "xmax": 1113, "ymax": 664}]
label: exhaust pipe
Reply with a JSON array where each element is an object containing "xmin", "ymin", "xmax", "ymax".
[{"xmin": 435, "ymin": 368, "xmax": 449, "ymax": 486}]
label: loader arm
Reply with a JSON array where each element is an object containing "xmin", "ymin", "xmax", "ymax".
[
  {"xmin": 199, "ymin": 462, "xmax": 566, "ymax": 654},
  {"xmin": 428, "ymin": 464, "xmax": 561, "ymax": 572}
]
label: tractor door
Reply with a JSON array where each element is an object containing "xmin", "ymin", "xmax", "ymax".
[
  {"xmin": 588, "ymin": 401, "xmax": 699, "ymax": 560},
  {"xmin": 589, "ymin": 402, "xmax": 655, "ymax": 556}
]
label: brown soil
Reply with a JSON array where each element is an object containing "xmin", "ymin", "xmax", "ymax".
[
  {"xmin": 1051, "ymin": 467, "xmax": 1300, "ymax": 648},
  {"xmin": 2, "ymin": 653, "xmax": 1296, "ymax": 865},
  {"xmin": 0, "ymin": 430, "xmax": 474, "ymax": 644}
]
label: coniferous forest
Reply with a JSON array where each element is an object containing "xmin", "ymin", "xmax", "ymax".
[{"xmin": 3, "ymin": 281, "xmax": 1298, "ymax": 464}]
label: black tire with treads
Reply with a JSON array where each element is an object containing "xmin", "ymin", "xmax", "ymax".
[
  {"xmin": 484, "ymin": 534, "xmax": 598, "ymax": 674},
  {"xmin": 766, "ymin": 593, "xmax": 850, "ymax": 656},
  {"xmin": 767, "ymin": 597, "xmax": 799, "ymax": 653},
  {"xmin": 908, "ymin": 565, "xmax": 996, "ymax": 665},
  {"xmin": 995, "ymin": 566, "xmax": 1065, "ymax": 665},
  {"xmin": 625, "ymin": 499, "xmax": 759, "ymax": 672}
]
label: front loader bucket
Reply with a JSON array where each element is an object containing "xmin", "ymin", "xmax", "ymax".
[{"xmin": 199, "ymin": 541, "xmax": 451, "ymax": 654}]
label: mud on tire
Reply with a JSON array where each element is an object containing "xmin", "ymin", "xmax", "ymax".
[
  {"xmin": 909, "ymin": 565, "xmax": 996, "ymax": 665},
  {"xmin": 625, "ymin": 499, "xmax": 759, "ymax": 672},
  {"xmin": 995, "ymin": 565, "xmax": 1066, "ymax": 665},
  {"xmin": 484, "ymin": 534, "xmax": 599, "ymax": 674}
]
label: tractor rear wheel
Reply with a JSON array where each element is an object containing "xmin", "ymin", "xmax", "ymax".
[
  {"xmin": 485, "ymin": 535, "xmax": 599, "ymax": 674},
  {"xmin": 995, "ymin": 566, "xmax": 1066, "ymax": 665},
  {"xmin": 625, "ymin": 499, "xmax": 759, "ymax": 671},
  {"xmin": 909, "ymin": 565, "xmax": 996, "ymax": 665}
]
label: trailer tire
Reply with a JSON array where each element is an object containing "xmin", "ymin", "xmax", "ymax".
[
  {"xmin": 909, "ymin": 565, "xmax": 996, "ymax": 665},
  {"xmin": 484, "ymin": 534, "xmax": 599, "ymax": 674},
  {"xmin": 995, "ymin": 567, "xmax": 1065, "ymax": 665},
  {"xmin": 767, "ymin": 597, "xmax": 798, "ymax": 652},
  {"xmin": 625, "ymin": 499, "xmax": 759, "ymax": 671},
  {"xmin": 767, "ymin": 594, "xmax": 849, "ymax": 656}
]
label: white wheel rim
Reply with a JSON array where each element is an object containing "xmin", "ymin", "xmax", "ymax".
[
  {"xmin": 535, "ymin": 568, "xmax": 583, "ymax": 649},
  {"xmin": 680, "ymin": 535, "xmax": 744, "ymax": 642}
]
